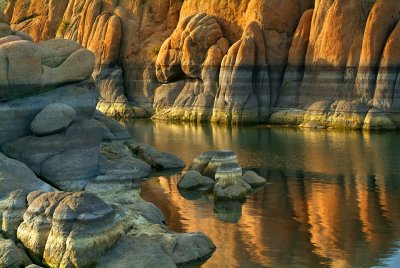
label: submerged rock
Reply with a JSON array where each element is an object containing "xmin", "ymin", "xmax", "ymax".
[
  {"xmin": 128, "ymin": 142, "xmax": 185, "ymax": 170},
  {"xmin": 178, "ymin": 170, "xmax": 215, "ymax": 190},
  {"xmin": 214, "ymin": 201, "xmax": 244, "ymax": 223},
  {"xmin": 214, "ymin": 184, "xmax": 247, "ymax": 201},
  {"xmin": 242, "ymin": 171, "xmax": 267, "ymax": 188},
  {"xmin": 31, "ymin": 103, "xmax": 76, "ymax": 136}
]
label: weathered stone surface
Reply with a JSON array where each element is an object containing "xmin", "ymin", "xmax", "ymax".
[
  {"xmin": 16, "ymin": 190, "xmax": 215, "ymax": 268},
  {"xmin": 0, "ymin": 79, "xmax": 98, "ymax": 145},
  {"xmin": 214, "ymin": 163, "xmax": 247, "ymax": 200},
  {"xmin": 0, "ymin": 34, "xmax": 22, "ymax": 45},
  {"xmin": 128, "ymin": 142, "xmax": 185, "ymax": 170},
  {"xmin": 156, "ymin": 13, "xmax": 225, "ymax": 82},
  {"xmin": 0, "ymin": 153, "xmax": 54, "ymax": 241},
  {"xmin": 203, "ymin": 151, "xmax": 239, "ymax": 179},
  {"xmin": 93, "ymin": 110, "xmax": 131, "ymax": 141},
  {"xmin": 100, "ymin": 141, "xmax": 151, "ymax": 179},
  {"xmin": 17, "ymin": 192, "xmax": 133, "ymax": 267},
  {"xmin": 214, "ymin": 184, "xmax": 247, "ymax": 201},
  {"xmin": 363, "ymin": 108, "xmax": 396, "ymax": 130},
  {"xmin": 278, "ymin": 9, "xmax": 313, "ymax": 107},
  {"xmin": 0, "ymin": 235, "xmax": 31, "ymax": 268},
  {"xmin": 98, "ymin": 231, "xmax": 216, "ymax": 268},
  {"xmin": 0, "ymin": 23, "xmax": 12, "ymax": 38},
  {"xmin": 0, "ymin": 39, "xmax": 95, "ymax": 102},
  {"xmin": 31, "ymin": 103, "xmax": 76, "ymax": 136},
  {"xmin": 212, "ymin": 22, "xmax": 270, "ymax": 124},
  {"xmin": 2, "ymin": 120, "xmax": 103, "ymax": 191},
  {"xmin": 189, "ymin": 151, "xmax": 219, "ymax": 174},
  {"xmin": 5, "ymin": 0, "xmax": 400, "ymax": 128},
  {"xmin": 178, "ymin": 170, "xmax": 215, "ymax": 191}
]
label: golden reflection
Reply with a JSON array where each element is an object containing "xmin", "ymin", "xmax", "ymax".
[{"xmin": 132, "ymin": 120, "xmax": 400, "ymax": 267}]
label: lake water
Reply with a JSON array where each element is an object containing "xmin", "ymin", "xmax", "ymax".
[{"xmin": 125, "ymin": 120, "xmax": 400, "ymax": 268}]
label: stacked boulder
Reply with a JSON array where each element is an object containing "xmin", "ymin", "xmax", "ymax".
[{"xmin": 178, "ymin": 150, "xmax": 266, "ymax": 200}]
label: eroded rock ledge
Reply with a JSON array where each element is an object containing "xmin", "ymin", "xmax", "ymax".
[{"xmin": 4, "ymin": 0, "xmax": 400, "ymax": 129}]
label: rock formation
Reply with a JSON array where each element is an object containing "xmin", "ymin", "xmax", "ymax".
[
  {"xmin": 6, "ymin": 0, "xmax": 400, "ymax": 129},
  {"xmin": 0, "ymin": 16, "xmax": 214, "ymax": 267},
  {"xmin": 179, "ymin": 151, "xmax": 266, "ymax": 200},
  {"xmin": 5, "ymin": 0, "xmax": 184, "ymax": 118}
]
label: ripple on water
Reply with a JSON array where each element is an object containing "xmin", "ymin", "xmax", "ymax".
[{"xmin": 128, "ymin": 120, "xmax": 400, "ymax": 268}]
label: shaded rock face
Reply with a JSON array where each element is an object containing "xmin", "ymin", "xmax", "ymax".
[
  {"xmin": 0, "ymin": 153, "xmax": 55, "ymax": 241},
  {"xmin": 274, "ymin": 0, "xmax": 400, "ymax": 129},
  {"xmin": 0, "ymin": 20, "xmax": 108, "ymax": 192},
  {"xmin": 0, "ymin": 235, "xmax": 32, "ymax": 267},
  {"xmin": 2, "ymin": 120, "xmax": 103, "ymax": 191},
  {"xmin": 6, "ymin": 0, "xmax": 400, "ymax": 129}
]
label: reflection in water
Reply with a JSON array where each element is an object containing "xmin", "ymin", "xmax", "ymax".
[{"xmin": 126, "ymin": 120, "xmax": 400, "ymax": 268}]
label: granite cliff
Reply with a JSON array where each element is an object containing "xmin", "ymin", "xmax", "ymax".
[{"xmin": 4, "ymin": 0, "xmax": 400, "ymax": 129}]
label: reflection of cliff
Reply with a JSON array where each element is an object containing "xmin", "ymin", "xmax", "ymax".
[
  {"xmin": 137, "ymin": 122, "xmax": 400, "ymax": 267},
  {"xmin": 142, "ymin": 172, "xmax": 400, "ymax": 267}
]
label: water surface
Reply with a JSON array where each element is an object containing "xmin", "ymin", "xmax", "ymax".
[{"xmin": 126, "ymin": 120, "xmax": 400, "ymax": 268}]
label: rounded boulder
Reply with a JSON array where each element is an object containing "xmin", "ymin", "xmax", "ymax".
[{"xmin": 31, "ymin": 103, "xmax": 76, "ymax": 136}]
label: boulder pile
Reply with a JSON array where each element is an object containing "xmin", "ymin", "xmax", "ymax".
[{"xmin": 178, "ymin": 150, "xmax": 266, "ymax": 200}]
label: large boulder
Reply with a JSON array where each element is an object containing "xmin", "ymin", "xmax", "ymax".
[
  {"xmin": 212, "ymin": 22, "xmax": 270, "ymax": 124},
  {"xmin": 17, "ymin": 192, "xmax": 134, "ymax": 267},
  {"xmin": 17, "ymin": 191, "xmax": 216, "ymax": 268},
  {"xmin": 98, "ymin": 231, "xmax": 216, "ymax": 268},
  {"xmin": 156, "ymin": 13, "xmax": 225, "ymax": 82},
  {"xmin": 0, "ymin": 39, "xmax": 95, "ymax": 101}
]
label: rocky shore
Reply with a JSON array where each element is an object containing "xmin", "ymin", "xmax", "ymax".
[
  {"xmin": 0, "ymin": 17, "xmax": 214, "ymax": 267},
  {"xmin": 3, "ymin": 0, "xmax": 400, "ymax": 129}
]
